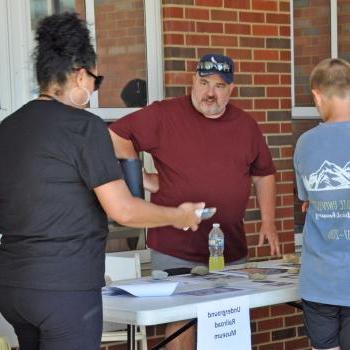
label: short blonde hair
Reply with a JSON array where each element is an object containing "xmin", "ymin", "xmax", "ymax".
[{"xmin": 310, "ymin": 58, "xmax": 350, "ymax": 98}]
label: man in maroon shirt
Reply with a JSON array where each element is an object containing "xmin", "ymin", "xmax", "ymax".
[{"xmin": 109, "ymin": 54, "xmax": 280, "ymax": 350}]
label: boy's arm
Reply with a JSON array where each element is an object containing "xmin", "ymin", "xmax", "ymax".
[{"xmin": 302, "ymin": 201, "xmax": 309, "ymax": 212}]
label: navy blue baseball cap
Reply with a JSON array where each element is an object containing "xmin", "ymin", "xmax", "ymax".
[{"xmin": 196, "ymin": 54, "xmax": 234, "ymax": 84}]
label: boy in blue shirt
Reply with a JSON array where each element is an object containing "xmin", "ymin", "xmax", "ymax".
[{"xmin": 294, "ymin": 58, "xmax": 350, "ymax": 350}]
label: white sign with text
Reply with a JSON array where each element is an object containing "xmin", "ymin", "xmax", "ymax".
[{"xmin": 197, "ymin": 296, "xmax": 251, "ymax": 350}]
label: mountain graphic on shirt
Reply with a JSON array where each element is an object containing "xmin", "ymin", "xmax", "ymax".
[
  {"xmin": 303, "ymin": 160, "xmax": 350, "ymax": 191},
  {"xmin": 345, "ymin": 161, "xmax": 350, "ymax": 172}
]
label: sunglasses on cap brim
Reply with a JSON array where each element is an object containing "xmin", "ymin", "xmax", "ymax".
[{"xmin": 197, "ymin": 61, "xmax": 232, "ymax": 73}]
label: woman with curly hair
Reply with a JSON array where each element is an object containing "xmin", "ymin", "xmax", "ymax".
[{"xmin": 0, "ymin": 13, "xmax": 203, "ymax": 350}]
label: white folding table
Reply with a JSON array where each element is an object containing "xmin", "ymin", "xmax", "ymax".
[{"xmin": 103, "ymin": 259, "xmax": 301, "ymax": 350}]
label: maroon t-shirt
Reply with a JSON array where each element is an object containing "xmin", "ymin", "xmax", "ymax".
[{"xmin": 109, "ymin": 96, "xmax": 275, "ymax": 263}]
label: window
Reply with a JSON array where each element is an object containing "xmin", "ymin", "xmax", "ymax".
[
  {"xmin": 338, "ymin": 0, "xmax": 350, "ymax": 62},
  {"xmin": 291, "ymin": 0, "xmax": 350, "ymax": 119},
  {"xmin": 0, "ymin": 0, "xmax": 163, "ymax": 121}
]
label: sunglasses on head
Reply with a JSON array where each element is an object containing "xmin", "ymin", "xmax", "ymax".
[
  {"xmin": 197, "ymin": 61, "xmax": 232, "ymax": 73},
  {"xmin": 74, "ymin": 67, "xmax": 104, "ymax": 91}
]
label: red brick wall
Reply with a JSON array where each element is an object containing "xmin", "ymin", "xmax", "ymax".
[{"xmin": 75, "ymin": 0, "xmax": 85, "ymax": 14}]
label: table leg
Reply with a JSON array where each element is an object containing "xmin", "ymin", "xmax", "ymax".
[
  {"xmin": 127, "ymin": 324, "xmax": 136, "ymax": 350},
  {"xmin": 152, "ymin": 319, "xmax": 197, "ymax": 350}
]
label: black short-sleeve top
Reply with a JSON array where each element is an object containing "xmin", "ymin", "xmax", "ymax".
[{"xmin": 0, "ymin": 100, "xmax": 123, "ymax": 290}]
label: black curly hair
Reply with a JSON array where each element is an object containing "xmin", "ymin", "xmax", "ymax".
[{"xmin": 34, "ymin": 12, "xmax": 96, "ymax": 92}]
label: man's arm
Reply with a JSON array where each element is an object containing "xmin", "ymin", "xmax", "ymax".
[
  {"xmin": 252, "ymin": 174, "xmax": 281, "ymax": 256},
  {"xmin": 109, "ymin": 130, "xmax": 159, "ymax": 193},
  {"xmin": 109, "ymin": 129, "xmax": 138, "ymax": 158},
  {"xmin": 94, "ymin": 179, "xmax": 204, "ymax": 231}
]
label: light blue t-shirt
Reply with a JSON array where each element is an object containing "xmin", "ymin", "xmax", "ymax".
[{"xmin": 294, "ymin": 121, "xmax": 350, "ymax": 306}]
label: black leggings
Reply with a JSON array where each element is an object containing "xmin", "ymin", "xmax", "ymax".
[{"xmin": 0, "ymin": 286, "xmax": 102, "ymax": 350}]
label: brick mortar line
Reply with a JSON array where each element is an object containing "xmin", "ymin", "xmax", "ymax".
[{"xmin": 163, "ymin": 6, "xmax": 289, "ymax": 14}]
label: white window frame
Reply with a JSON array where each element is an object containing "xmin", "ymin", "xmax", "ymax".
[
  {"xmin": 0, "ymin": 0, "xmax": 164, "ymax": 122},
  {"xmin": 0, "ymin": 0, "xmax": 11, "ymax": 120},
  {"xmin": 0, "ymin": 0, "xmax": 32, "ymax": 121},
  {"xmin": 291, "ymin": 0, "xmax": 338, "ymax": 119}
]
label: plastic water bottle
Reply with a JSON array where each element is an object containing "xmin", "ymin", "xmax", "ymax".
[{"xmin": 208, "ymin": 223, "xmax": 225, "ymax": 272}]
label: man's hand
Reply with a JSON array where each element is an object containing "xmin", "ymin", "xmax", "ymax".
[
  {"xmin": 142, "ymin": 169, "xmax": 159, "ymax": 193},
  {"xmin": 258, "ymin": 221, "xmax": 281, "ymax": 256},
  {"xmin": 252, "ymin": 174, "xmax": 280, "ymax": 256}
]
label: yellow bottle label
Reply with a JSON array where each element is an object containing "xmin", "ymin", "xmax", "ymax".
[{"xmin": 209, "ymin": 256, "xmax": 225, "ymax": 272}]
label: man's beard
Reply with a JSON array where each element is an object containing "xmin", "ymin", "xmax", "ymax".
[
  {"xmin": 199, "ymin": 98, "xmax": 223, "ymax": 116},
  {"xmin": 191, "ymin": 93, "xmax": 226, "ymax": 118}
]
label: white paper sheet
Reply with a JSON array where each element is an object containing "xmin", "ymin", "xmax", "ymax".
[{"xmin": 103, "ymin": 281, "xmax": 179, "ymax": 297}]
